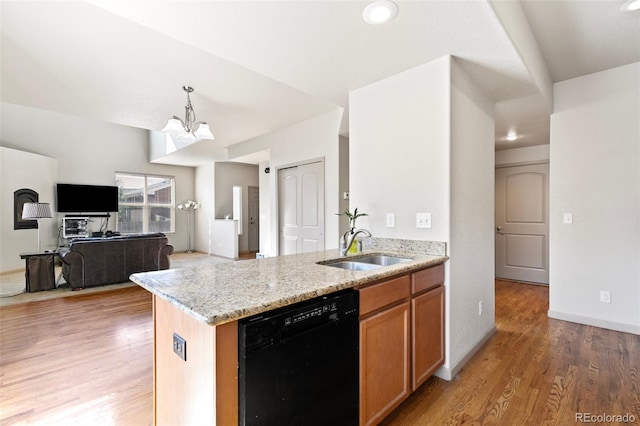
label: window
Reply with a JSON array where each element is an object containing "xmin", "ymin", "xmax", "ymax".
[{"xmin": 115, "ymin": 173, "xmax": 175, "ymax": 234}]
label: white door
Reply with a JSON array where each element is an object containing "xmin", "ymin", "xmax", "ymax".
[
  {"xmin": 278, "ymin": 161, "xmax": 324, "ymax": 255},
  {"xmin": 248, "ymin": 186, "xmax": 259, "ymax": 252},
  {"xmin": 495, "ymin": 163, "xmax": 549, "ymax": 284}
]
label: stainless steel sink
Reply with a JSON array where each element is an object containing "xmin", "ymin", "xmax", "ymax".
[
  {"xmin": 323, "ymin": 261, "xmax": 381, "ymax": 271},
  {"xmin": 354, "ymin": 255, "xmax": 412, "ymax": 266},
  {"xmin": 320, "ymin": 255, "xmax": 412, "ymax": 271}
]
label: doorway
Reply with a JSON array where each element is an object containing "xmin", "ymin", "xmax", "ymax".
[
  {"xmin": 248, "ymin": 186, "xmax": 260, "ymax": 252},
  {"xmin": 278, "ymin": 160, "xmax": 325, "ymax": 255},
  {"xmin": 495, "ymin": 163, "xmax": 549, "ymax": 284}
]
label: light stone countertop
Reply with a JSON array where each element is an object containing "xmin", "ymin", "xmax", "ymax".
[{"xmin": 130, "ymin": 247, "xmax": 447, "ymax": 326}]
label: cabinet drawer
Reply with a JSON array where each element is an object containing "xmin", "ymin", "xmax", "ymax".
[
  {"xmin": 411, "ymin": 263, "xmax": 444, "ymax": 295},
  {"xmin": 359, "ymin": 275, "xmax": 410, "ymax": 317}
]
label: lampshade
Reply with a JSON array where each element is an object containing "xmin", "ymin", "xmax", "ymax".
[
  {"xmin": 161, "ymin": 118, "xmax": 186, "ymax": 136},
  {"xmin": 194, "ymin": 123, "xmax": 214, "ymax": 141},
  {"xmin": 175, "ymin": 131, "xmax": 197, "ymax": 143},
  {"xmin": 177, "ymin": 200, "xmax": 199, "ymax": 211},
  {"xmin": 22, "ymin": 202, "xmax": 53, "ymax": 220}
]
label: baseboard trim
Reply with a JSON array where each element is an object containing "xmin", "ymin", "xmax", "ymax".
[
  {"xmin": 434, "ymin": 323, "xmax": 497, "ymax": 381},
  {"xmin": 1, "ymin": 268, "xmax": 23, "ymax": 276},
  {"xmin": 548, "ymin": 310, "xmax": 640, "ymax": 335}
]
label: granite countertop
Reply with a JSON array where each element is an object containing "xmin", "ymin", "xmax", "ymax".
[{"xmin": 130, "ymin": 240, "xmax": 448, "ymax": 326}]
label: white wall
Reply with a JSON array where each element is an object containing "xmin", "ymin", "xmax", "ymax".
[
  {"xmin": 349, "ymin": 57, "xmax": 450, "ymax": 241},
  {"xmin": 338, "ymin": 135, "xmax": 350, "ymax": 236},
  {"xmin": 228, "ymin": 109, "xmax": 343, "ymax": 256},
  {"xmin": 549, "ymin": 63, "xmax": 640, "ymax": 334},
  {"xmin": 258, "ymin": 160, "xmax": 271, "ymax": 255},
  {"xmin": 350, "ymin": 56, "xmax": 496, "ymax": 379},
  {"xmin": 448, "ymin": 58, "xmax": 496, "ymax": 372},
  {"xmin": 0, "ymin": 147, "xmax": 58, "ymax": 271},
  {"xmin": 195, "ymin": 162, "xmax": 215, "ymax": 254},
  {"xmin": 214, "ymin": 162, "xmax": 259, "ymax": 252},
  {"xmin": 0, "ymin": 103, "xmax": 196, "ymax": 254}
]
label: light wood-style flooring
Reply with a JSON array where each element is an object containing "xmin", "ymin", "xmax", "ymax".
[
  {"xmin": 0, "ymin": 286, "xmax": 153, "ymax": 425},
  {"xmin": 1, "ymin": 279, "xmax": 638, "ymax": 425}
]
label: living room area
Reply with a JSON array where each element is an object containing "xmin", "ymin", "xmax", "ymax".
[{"xmin": 0, "ymin": 101, "xmax": 265, "ymax": 303}]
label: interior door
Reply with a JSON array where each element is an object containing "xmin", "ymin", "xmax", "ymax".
[
  {"xmin": 495, "ymin": 163, "xmax": 549, "ymax": 284},
  {"xmin": 248, "ymin": 186, "xmax": 259, "ymax": 252},
  {"xmin": 278, "ymin": 161, "xmax": 324, "ymax": 255}
]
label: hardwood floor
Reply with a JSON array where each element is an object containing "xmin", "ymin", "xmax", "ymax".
[
  {"xmin": 382, "ymin": 280, "xmax": 640, "ymax": 425},
  {"xmin": 1, "ymin": 279, "xmax": 638, "ymax": 425},
  {"xmin": 0, "ymin": 286, "xmax": 153, "ymax": 425}
]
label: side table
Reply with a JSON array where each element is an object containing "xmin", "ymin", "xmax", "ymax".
[{"xmin": 19, "ymin": 251, "xmax": 58, "ymax": 292}]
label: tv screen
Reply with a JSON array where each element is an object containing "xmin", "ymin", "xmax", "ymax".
[{"xmin": 56, "ymin": 184, "xmax": 119, "ymax": 213}]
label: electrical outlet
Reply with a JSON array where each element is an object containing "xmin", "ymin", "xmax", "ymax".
[
  {"xmin": 416, "ymin": 212, "xmax": 432, "ymax": 229},
  {"xmin": 479, "ymin": 301, "xmax": 483, "ymax": 316},
  {"xmin": 563, "ymin": 213, "xmax": 573, "ymax": 224},
  {"xmin": 173, "ymin": 333, "xmax": 187, "ymax": 361},
  {"xmin": 386, "ymin": 213, "xmax": 395, "ymax": 227},
  {"xmin": 599, "ymin": 291, "xmax": 610, "ymax": 303}
]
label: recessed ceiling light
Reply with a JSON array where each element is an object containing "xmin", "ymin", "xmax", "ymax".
[
  {"xmin": 363, "ymin": 0, "xmax": 399, "ymax": 25},
  {"xmin": 620, "ymin": 0, "xmax": 640, "ymax": 12},
  {"xmin": 505, "ymin": 131, "xmax": 519, "ymax": 142}
]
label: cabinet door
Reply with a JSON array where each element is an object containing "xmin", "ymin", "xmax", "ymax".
[
  {"xmin": 411, "ymin": 285, "xmax": 444, "ymax": 390},
  {"xmin": 360, "ymin": 301, "xmax": 410, "ymax": 426}
]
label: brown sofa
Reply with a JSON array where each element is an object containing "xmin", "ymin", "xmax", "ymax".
[{"xmin": 59, "ymin": 233, "xmax": 174, "ymax": 290}]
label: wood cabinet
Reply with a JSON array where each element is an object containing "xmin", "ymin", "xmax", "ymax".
[
  {"xmin": 359, "ymin": 275, "xmax": 411, "ymax": 426},
  {"xmin": 358, "ymin": 263, "xmax": 445, "ymax": 426},
  {"xmin": 411, "ymin": 286, "xmax": 444, "ymax": 389},
  {"xmin": 411, "ymin": 263, "xmax": 445, "ymax": 390}
]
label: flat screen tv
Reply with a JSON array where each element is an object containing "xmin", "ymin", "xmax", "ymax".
[{"xmin": 56, "ymin": 183, "xmax": 119, "ymax": 213}]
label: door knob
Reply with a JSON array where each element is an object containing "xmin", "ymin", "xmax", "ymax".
[{"xmin": 496, "ymin": 226, "xmax": 504, "ymax": 235}]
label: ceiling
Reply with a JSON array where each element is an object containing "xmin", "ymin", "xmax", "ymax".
[{"xmin": 2, "ymin": 1, "xmax": 638, "ymax": 164}]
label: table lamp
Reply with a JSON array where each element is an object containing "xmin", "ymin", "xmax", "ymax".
[{"xmin": 22, "ymin": 202, "xmax": 53, "ymax": 252}]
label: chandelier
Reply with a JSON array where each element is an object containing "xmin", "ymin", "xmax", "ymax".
[{"xmin": 161, "ymin": 86, "xmax": 214, "ymax": 143}]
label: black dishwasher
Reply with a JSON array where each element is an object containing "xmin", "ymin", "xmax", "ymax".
[{"xmin": 238, "ymin": 289, "xmax": 359, "ymax": 426}]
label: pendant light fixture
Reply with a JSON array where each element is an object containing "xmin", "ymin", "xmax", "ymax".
[{"xmin": 161, "ymin": 86, "xmax": 214, "ymax": 143}]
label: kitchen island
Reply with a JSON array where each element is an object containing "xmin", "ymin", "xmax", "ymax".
[{"xmin": 131, "ymin": 242, "xmax": 447, "ymax": 425}]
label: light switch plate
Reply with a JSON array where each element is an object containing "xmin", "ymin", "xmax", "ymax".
[
  {"xmin": 563, "ymin": 213, "xmax": 573, "ymax": 224},
  {"xmin": 416, "ymin": 212, "xmax": 431, "ymax": 229},
  {"xmin": 386, "ymin": 213, "xmax": 395, "ymax": 228}
]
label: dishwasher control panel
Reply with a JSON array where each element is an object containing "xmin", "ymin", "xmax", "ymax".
[
  {"xmin": 239, "ymin": 289, "xmax": 359, "ymax": 351},
  {"xmin": 286, "ymin": 302, "xmax": 337, "ymax": 325}
]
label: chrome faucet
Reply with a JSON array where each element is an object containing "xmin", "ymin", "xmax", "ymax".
[{"xmin": 340, "ymin": 228, "xmax": 372, "ymax": 256}]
